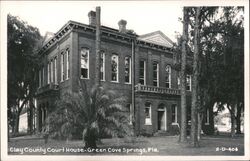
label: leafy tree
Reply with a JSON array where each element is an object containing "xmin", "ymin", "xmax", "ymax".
[
  {"xmin": 7, "ymin": 14, "xmax": 42, "ymax": 135},
  {"xmin": 200, "ymin": 7, "xmax": 244, "ymax": 136},
  {"xmin": 46, "ymin": 81, "xmax": 132, "ymax": 148}
]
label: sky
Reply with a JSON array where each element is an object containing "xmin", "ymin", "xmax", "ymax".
[{"xmin": 2, "ymin": 1, "xmax": 184, "ymax": 42}]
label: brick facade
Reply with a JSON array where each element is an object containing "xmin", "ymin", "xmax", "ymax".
[{"xmin": 35, "ymin": 11, "xmax": 214, "ymax": 135}]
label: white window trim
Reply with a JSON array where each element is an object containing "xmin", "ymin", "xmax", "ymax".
[
  {"xmin": 80, "ymin": 48, "xmax": 89, "ymax": 79},
  {"xmin": 54, "ymin": 57, "xmax": 58, "ymax": 84},
  {"xmin": 125, "ymin": 57, "xmax": 131, "ymax": 84},
  {"xmin": 100, "ymin": 52, "xmax": 105, "ymax": 81},
  {"xmin": 145, "ymin": 104, "xmax": 152, "ymax": 125},
  {"xmin": 157, "ymin": 63, "xmax": 159, "ymax": 87},
  {"xmin": 61, "ymin": 53, "xmax": 64, "ymax": 82},
  {"xmin": 66, "ymin": 49, "xmax": 70, "ymax": 80},
  {"xmin": 205, "ymin": 109, "xmax": 210, "ymax": 125},
  {"xmin": 47, "ymin": 63, "xmax": 50, "ymax": 84},
  {"xmin": 111, "ymin": 54, "xmax": 119, "ymax": 83},
  {"xmin": 51, "ymin": 60, "xmax": 53, "ymax": 83},
  {"xmin": 144, "ymin": 61, "xmax": 146, "ymax": 85},
  {"xmin": 42, "ymin": 67, "xmax": 44, "ymax": 86},
  {"xmin": 171, "ymin": 105, "xmax": 178, "ymax": 125}
]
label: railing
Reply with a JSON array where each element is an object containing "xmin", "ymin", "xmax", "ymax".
[
  {"xmin": 36, "ymin": 83, "xmax": 59, "ymax": 95},
  {"xmin": 135, "ymin": 84, "xmax": 180, "ymax": 95}
]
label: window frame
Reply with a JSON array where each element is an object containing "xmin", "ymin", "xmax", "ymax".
[
  {"xmin": 111, "ymin": 53, "xmax": 119, "ymax": 83},
  {"xmin": 171, "ymin": 104, "xmax": 178, "ymax": 125},
  {"xmin": 186, "ymin": 74, "xmax": 192, "ymax": 91},
  {"xmin": 145, "ymin": 102, "xmax": 152, "ymax": 125},
  {"xmin": 47, "ymin": 62, "xmax": 50, "ymax": 84},
  {"xmin": 165, "ymin": 65, "xmax": 171, "ymax": 88},
  {"xmin": 60, "ymin": 52, "xmax": 65, "ymax": 82},
  {"xmin": 66, "ymin": 49, "xmax": 70, "ymax": 80},
  {"xmin": 153, "ymin": 62, "xmax": 159, "ymax": 87},
  {"xmin": 38, "ymin": 69, "xmax": 41, "ymax": 88},
  {"xmin": 124, "ymin": 56, "xmax": 131, "ymax": 84},
  {"xmin": 80, "ymin": 48, "xmax": 90, "ymax": 79},
  {"xmin": 50, "ymin": 60, "xmax": 54, "ymax": 83},
  {"xmin": 139, "ymin": 60, "xmax": 146, "ymax": 85},
  {"xmin": 100, "ymin": 51, "xmax": 105, "ymax": 81},
  {"xmin": 54, "ymin": 57, "xmax": 58, "ymax": 84}
]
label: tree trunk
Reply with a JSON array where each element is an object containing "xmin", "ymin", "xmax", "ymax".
[
  {"xmin": 190, "ymin": 7, "xmax": 200, "ymax": 147},
  {"xmin": 14, "ymin": 112, "xmax": 20, "ymax": 136},
  {"xmin": 95, "ymin": 6, "xmax": 101, "ymax": 86},
  {"xmin": 236, "ymin": 102, "xmax": 242, "ymax": 134},
  {"xmin": 27, "ymin": 100, "xmax": 34, "ymax": 134},
  {"xmin": 230, "ymin": 104, "xmax": 236, "ymax": 137},
  {"xmin": 179, "ymin": 7, "xmax": 189, "ymax": 143},
  {"xmin": 197, "ymin": 113, "xmax": 203, "ymax": 141}
]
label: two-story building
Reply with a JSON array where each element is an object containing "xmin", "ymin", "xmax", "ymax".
[{"xmin": 35, "ymin": 9, "xmax": 213, "ymax": 136}]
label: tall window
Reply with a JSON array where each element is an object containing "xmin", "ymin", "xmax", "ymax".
[
  {"xmin": 47, "ymin": 63, "xmax": 50, "ymax": 84},
  {"xmin": 139, "ymin": 60, "xmax": 146, "ymax": 85},
  {"xmin": 171, "ymin": 104, "xmax": 177, "ymax": 124},
  {"xmin": 50, "ymin": 60, "xmax": 53, "ymax": 83},
  {"xmin": 205, "ymin": 109, "xmax": 209, "ymax": 125},
  {"xmin": 66, "ymin": 49, "xmax": 70, "ymax": 79},
  {"xmin": 124, "ymin": 56, "xmax": 131, "ymax": 83},
  {"xmin": 186, "ymin": 75, "xmax": 191, "ymax": 91},
  {"xmin": 54, "ymin": 57, "xmax": 57, "ymax": 84},
  {"xmin": 38, "ymin": 70, "xmax": 41, "ymax": 87},
  {"xmin": 111, "ymin": 54, "xmax": 118, "ymax": 82},
  {"xmin": 100, "ymin": 51, "xmax": 105, "ymax": 81},
  {"xmin": 80, "ymin": 48, "xmax": 89, "ymax": 79},
  {"xmin": 42, "ymin": 66, "xmax": 44, "ymax": 86},
  {"xmin": 153, "ymin": 62, "xmax": 159, "ymax": 87},
  {"xmin": 165, "ymin": 65, "xmax": 171, "ymax": 88},
  {"xmin": 145, "ymin": 102, "xmax": 152, "ymax": 125},
  {"xmin": 177, "ymin": 72, "xmax": 181, "ymax": 89},
  {"xmin": 61, "ymin": 52, "xmax": 65, "ymax": 81}
]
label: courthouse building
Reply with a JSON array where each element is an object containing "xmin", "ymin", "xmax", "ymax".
[{"xmin": 35, "ymin": 9, "xmax": 214, "ymax": 135}]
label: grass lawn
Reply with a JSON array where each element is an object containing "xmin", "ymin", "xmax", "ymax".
[{"xmin": 8, "ymin": 134, "xmax": 244, "ymax": 155}]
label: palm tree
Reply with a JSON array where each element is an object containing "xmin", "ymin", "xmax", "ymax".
[{"xmin": 46, "ymin": 80, "xmax": 131, "ymax": 148}]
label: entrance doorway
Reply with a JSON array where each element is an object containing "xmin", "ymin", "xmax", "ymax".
[{"xmin": 158, "ymin": 104, "xmax": 167, "ymax": 131}]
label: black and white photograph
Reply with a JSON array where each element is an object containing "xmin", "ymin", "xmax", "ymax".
[{"xmin": 0, "ymin": 1, "xmax": 249, "ymax": 161}]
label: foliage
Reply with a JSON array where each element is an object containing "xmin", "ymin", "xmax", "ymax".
[
  {"xmin": 46, "ymin": 81, "xmax": 132, "ymax": 148},
  {"xmin": 7, "ymin": 14, "xmax": 42, "ymax": 134}
]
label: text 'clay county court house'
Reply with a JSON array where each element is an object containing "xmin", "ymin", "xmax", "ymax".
[{"xmin": 35, "ymin": 8, "xmax": 214, "ymax": 136}]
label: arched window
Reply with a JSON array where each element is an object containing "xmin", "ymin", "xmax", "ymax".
[
  {"xmin": 165, "ymin": 65, "xmax": 171, "ymax": 88},
  {"xmin": 111, "ymin": 54, "xmax": 119, "ymax": 82},
  {"xmin": 145, "ymin": 102, "xmax": 152, "ymax": 125}
]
